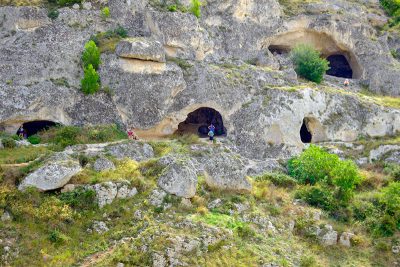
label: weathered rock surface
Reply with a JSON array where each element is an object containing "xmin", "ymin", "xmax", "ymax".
[
  {"xmin": 316, "ymin": 225, "xmax": 338, "ymax": 246},
  {"xmin": 369, "ymin": 145, "xmax": 400, "ymax": 163},
  {"xmin": 93, "ymin": 157, "xmax": 116, "ymax": 172},
  {"xmin": 339, "ymin": 232, "xmax": 354, "ymax": 247},
  {"xmin": 86, "ymin": 182, "xmax": 137, "ymax": 208},
  {"xmin": 106, "ymin": 142, "xmax": 154, "ymax": 161},
  {"xmin": 116, "ymin": 38, "xmax": 166, "ymax": 62},
  {"xmin": 157, "ymin": 155, "xmax": 198, "ymax": 198},
  {"xmin": 18, "ymin": 153, "xmax": 82, "ymax": 191}
]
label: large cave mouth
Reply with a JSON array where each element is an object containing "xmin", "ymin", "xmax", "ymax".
[
  {"xmin": 266, "ymin": 30, "xmax": 362, "ymax": 79},
  {"xmin": 326, "ymin": 54, "xmax": 353, "ymax": 78},
  {"xmin": 18, "ymin": 120, "xmax": 58, "ymax": 137},
  {"xmin": 176, "ymin": 107, "xmax": 226, "ymax": 137},
  {"xmin": 300, "ymin": 119, "xmax": 312, "ymax": 143}
]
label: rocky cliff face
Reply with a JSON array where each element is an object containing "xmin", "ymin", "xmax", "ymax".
[{"xmin": 0, "ymin": 0, "xmax": 399, "ymax": 159}]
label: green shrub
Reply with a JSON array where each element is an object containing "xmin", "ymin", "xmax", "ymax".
[
  {"xmin": 168, "ymin": 4, "xmax": 177, "ymax": 11},
  {"xmin": 101, "ymin": 7, "xmax": 110, "ymax": 19},
  {"xmin": 288, "ymin": 145, "xmax": 339, "ymax": 185},
  {"xmin": 255, "ymin": 172, "xmax": 298, "ymax": 188},
  {"xmin": 48, "ymin": 229, "xmax": 69, "ymax": 244},
  {"xmin": 380, "ymin": 182, "xmax": 400, "ymax": 216},
  {"xmin": 374, "ymin": 214, "xmax": 397, "ymax": 237},
  {"xmin": 380, "ymin": 0, "xmax": 400, "ymax": 16},
  {"xmin": 300, "ymin": 255, "xmax": 318, "ymax": 267},
  {"xmin": 290, "ymin": 44, "xmax": 330, "ymax": 83},
  {"xmin": 81, "ymin": 64, "xmax": 100, "ymax": 94},
  {"xmin": 59, "ymin": 187, "xmax": 97, "ymax": 211},
  {"xmin": 2, "ymin": 138, "xmax": 16, "ymax": 148},
  {"xmin": 332, "ymin": 160, "xmax": 362, "ymax": 204},
  {"xmin": 81, "ymin": 40, "xmax": 101, "ymax": 70},
  {"xmin": 295, "ymin": 185, "xmax": 336, "ymax": 211},
  {"xmin": 113, "ymin": 25, "xmax": 128, "ymax": 38},
  {"xmin": 190, "ymin": 0, "xmax": 202, "ymax": 18},
  {"xmin": 47, "ymin": 9, "xmax": 59, "ymax": 20},
  {"xmin": 27, "ymin": 135, "xmax": 41, "ymax": 145}
]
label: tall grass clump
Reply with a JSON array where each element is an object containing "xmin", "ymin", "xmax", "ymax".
[{"xmin": 190, "ymin": 0, "xmax": 202, "ymax": 18}]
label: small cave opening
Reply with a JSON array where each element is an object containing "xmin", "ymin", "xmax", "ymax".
[
  {"xmin": 176, "ymin": 107, "xmax": 226, "ymax": 137},
  {"xmin": 326, "ymin": 54, "xmax": 353, "ymax": 78},
  {"xmin": 300, "ymin": 119, "xmax": 312, "ymax": 144},
  {"xmin": 17, "ymin": 120, "xmax": 58, "ymax": 137},
  {"xmin": 268, "ymin": 45, "xmax": 290, "ymax": 55}
]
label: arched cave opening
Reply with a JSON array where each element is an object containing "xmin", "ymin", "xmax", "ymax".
[
  {"xmin": 268, "ymin": 45, "xmax": 290, "ymax": 55},
  {"xmin": 300, "ymin": 119, "xmax": 312, "ymax": 144},
  {"xmin": 176, "ymin": 107, "xmax": 226, "ymax": 137},
  {"xmin": 326, "ymin": 54, "xmax": 353, "ymax": 78},
  {"xmin": 18, "ymin": 120, "xmax": 58, "ymax": 137}
]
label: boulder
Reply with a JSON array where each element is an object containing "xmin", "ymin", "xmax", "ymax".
[
  {"xmin": 115, "ymin": 38, "xmax": 166, "ymax": 63},
  {"xmin": 91, "ymin": 221, "xmax": 109, "ymax": 234},
  {"xmin": 317, "ymin": 225, "xmax": 338, "ymax": 246},
  {"xmin": 149, "ymin": 189, "xmax": 167, "ymax": 207},
  {"xmin": 1, "ymin": 211, "xmax": 12, "ymax": 222},
  {"xmin": 82, "ymin": 1, "xmax": 92, "ymax": 10},
  {"xmin": 202, "ymin": 152, "xmax": 252, "ymax": 193},
  {"xmin": 339, "ymin": 232, "xmax": 354, "ymax": 247},
  {"xmin": 369, "ymin": 145, "xmax": 400, "ymax": 163},
  {"xmin": 61, "ymin": 184, "xmax": 77, "ymax": 193},
  {"xmin": 18, "ymin": 153, "xmax": 81, "ymax": 191},
  {"xmin": 93, "ymin": 157, "xmax": 116, "ymax": 172},
  {"xmin": 90, "ymin": 182, "xmax": 118, "ymax": 208},
  {"xmin": 106, "ymin": 141, "xmax": 154, "ymax": 161},
  {"xmin": 157, "ymin": 155, "xmax": 197, "ymax": 198},
  {"xmin": 116, "ymin": 184, "xmax": 138, "ymax": 199}
]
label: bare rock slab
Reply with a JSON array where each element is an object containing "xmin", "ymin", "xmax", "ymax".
[
  {"xmin": 116, "ymin": 38, "xmax": 166, "ymax": 62},
  {"xmin": 18, "ymin": 152, "xmax": 81, "ymax": 191}
]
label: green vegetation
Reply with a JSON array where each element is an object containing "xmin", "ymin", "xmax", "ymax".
[
  {"xmin": 100, "ymin": 7, "xmax": 110, "ymax": 20},
  {"xmin": 47, "ymin": 9, "xmax": 59, "ymax": 20},
  {"xmin": 380, "ymin": 0, "xmax": 400, "ymax": 30},
  {"xmin": 27, "ymin": 135, "xmax": 41, "ymax": 145},
  {"xmin": 290, "ymin": 44, "xmax": 330, "ymax": 84},
  {"xmin": 1, "ymin": 137, "xmax": 16, "ymax": 149},
  {"xmin": 81, "ymin": 64, "xmax": 100, "ymax": 94},
  {"xmin": 56, "ymin": 0, "xmax": 81, "ymax": 6},
  {"xmin": 190, "ymin": 0, "xmax": 202, "ymax": 18},
  {"xmin": 81, "ymin": 40, "xmax": 101, "ymax": 70},
  {"xmin": 90, "ymin": 26, "xmax": 128, "ymax": 53}
]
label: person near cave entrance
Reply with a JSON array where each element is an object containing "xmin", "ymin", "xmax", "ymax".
[
  {"xmin": 208, "ymin": 129, "xmax": 215, "ymax": 142},
  {"xmin": 343, "ymin": 79, "xmax": 350, "ymax": 87},
  {"xmin": 17, "ymin": 125, "xmax": 26, "ymax": 139},
  {"xmin": 208, "ymin": 123, "xmax": 215, "ymax": 133},
  {"xmin": 128, "ymin": 127, "xmax": 138, "ymax": 140}
]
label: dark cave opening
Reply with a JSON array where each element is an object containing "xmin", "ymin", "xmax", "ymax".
[
  {"xmin": 268, "ymin": 45, "xmax": 291, "ymax": 55},
  {"xmin": 326, "ymin": 54, "xmax": 353, "ymax": 79},
  {"xmin": 300, "ymin": 119, "xmax": 312, "ymax": 144},
  {"xmin": 176, "ymin": 107, "xmax": 226, "ymax": 137},
  {"xmin": 18, "ymin": 120, "xmax": 57, "ymax": 137}
]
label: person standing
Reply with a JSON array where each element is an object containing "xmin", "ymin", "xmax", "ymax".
[
  {"xmin": 208, "ymin": 123, "xmax": 215, "ymax": 133},
  {"xmin": 208, "ymin": 129, "xmax": 215, "ymax": 142},
  {"xmin": 17, "ymin": 125, "xmax": 26, "ymax": 139}
]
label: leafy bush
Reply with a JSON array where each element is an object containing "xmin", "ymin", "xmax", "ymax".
[
  {"xmin": 380, "ymin": 0, "xmax": 400, "ymax": 16},
  {"xmin": 47, "ymin": 9, "xmax": 59, "ymax": 20},
  {"xmin": 380, "ymin": 182, "xmax": 400, "ymax": 216},
  {"xmin": 48, "ymin": 229, "xmax": 69, "ymax": 244},
  {"xmin": 288, "ymin": 145, "xmax": 339, "ymax": 185},
  {"xmin": 101, "ymin": 7, "xmax": 110, "ymax": 19},
  {"xmin": 190, "ymin": 0, "xmax": 202, "ymax": 18},
  {"xmin": 81, "ymin": 64, "xmax": 100, "ymax": 94},
  {"xmin": 112, "ymin": 25, "xmax": 128, "ymax": 38},
  {"xmin": 168, "ymin": 4, "xmax": 177, "ymax": 11},
  {"xmin": 290, "ymin": 44, "xmax": 330, "ymax": 83},
  {"xmin": 255, "ymin": 172, "xmax": 298, "ymax": 188},
  {"xmin": 295, "ymin": 185, "xmax": 336, "ymax": 211},
  {"xmin": 331, "ymin": 160, "xmax": 362, "ymax": 204},
  {"xmin": 82, "ymin": 40, "xmax": 101, "ymax": 70},
  {"xmin": 59, "ymin": 187, "xmax": 97, "ymax": 211},
  {"xmin": 27, "ymin": 135, "xmax": 41, "ymax": 145},
  {"xmin": 2, "ymin": 138, "xmax": 16, "ymax": 148}
]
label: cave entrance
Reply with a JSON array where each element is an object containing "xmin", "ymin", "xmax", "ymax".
[
  {"xmin": 300, "ymin": 117, "xmax": 327, "ymax": 144},
  {"xmin": 268, "ymin": 45, "xmax": 290, "ymax": 55},
  {"xmin": 18, "ymin": 120, "xmax": 58, "ymax": 137},
  {"xmin": 300, "ymin": 119, "xmax": 312, "ymax": 143},
  {"xmin": 326, "ymin": 54, "xmax": 353, "ymax": 78},
  {"xmin": 176, "ymin": 107, "xmax": 226, "ymax": 137}
]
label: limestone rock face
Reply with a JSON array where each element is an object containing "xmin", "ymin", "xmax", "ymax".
[
  {"xmin": 18, "ymin": 153, "xmax": 82, "ymax": 191},
  {"xmin": 87, "ymin": 182, "xmax": 137, "ymax": 208},
  {"xmin": 317, "ymin": 225, "xmax": 338, "ymax": 246},
  {"xmin": 339, "ymin": 232, "xmax": 355, "ymax": 247},
  {"xmin": 157, "ymin": 155, "xmax": 198, "ymax": 198},
  {"xmin": 116, "ymin": 38, "xmax": 166, "ymax": 62},
  {"xmin": 106, "ymin": 141, "xmax": 154, "ymax": 161},
  {"xmin": 93, "ymin": 157, "xmax": 116, "ymax": 172},
  {"xmin": 369, "ymin": 145, "xmax": 400, "ymax": 163}
]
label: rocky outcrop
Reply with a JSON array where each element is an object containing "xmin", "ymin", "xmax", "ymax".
[
  {"xmin": 18, "ymin": 153, "xmax": 82, "ymax": 191},
  {"xmin": 369, "ymin": 145, "xmax": 400, "ymax": 163},
  {"xmin": 87, "ymin": 182, "xmax": 138, "ymax": 208},
  {"xmin": 339, "ymin": 232, "xmax": 354, "ymax": 247},
  {"xmin": 116, "ymin": 38, "xmax": 166, "ymax": 62},
  {"xmin": 316, "ymin": 225, "xmax": 338, "ymax": 246},
  {"xmin": 106, "ymin": 142, "xmax": 154, "ymax": 161},
  {"xmin": 157, "ymin": 155, "xmax": 198, "ymax": 198},
  {"xmin": 93, "ymin": 157, "xmax": 116, "ymax": 172}
]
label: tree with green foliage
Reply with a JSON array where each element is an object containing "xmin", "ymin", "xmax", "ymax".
[
  {"xmin": 380, "ymin": 0, "xmax": 400, "ymax": 15},
  {"xmin": 380, "ymin": 182, "xmax": 400, "ymax": 216},
  {"xmin": 101, "ymin": 7, "xmax": 110, "ymax": 19},
  {"xmin": 190, "ymin": 0, "xmax": 202, "ymax": 18},
  {"xmin": 81, "ymin": 64, "xmax": 100, "ymax": 94},
  {"xmin": 290, "ymin": 44, "xmax": 330, "ymax": 83},
  {"xmin": 81, "ymin": 40, "xmax": 101, "ymax": 70}
]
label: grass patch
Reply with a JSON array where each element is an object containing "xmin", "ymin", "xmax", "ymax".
[{"xmin": 0, "ymin": 146, "xmax": 50, "ymax": 165}]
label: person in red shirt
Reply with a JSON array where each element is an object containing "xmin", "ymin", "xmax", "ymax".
[{"xmin": 127, "ymin": 127, "xmax": 138, "ymax": 140}]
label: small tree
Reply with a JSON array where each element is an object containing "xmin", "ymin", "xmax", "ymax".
[
  {"xmin": 81, "ymin": 40, "xmax": 101, "ymax": 70},
  {"xmin": 290, "ymin": 44, "xmax": 330, "ymax": 83},
  {"xmin": 332, "ymin": 160, "xmax": 362, "ymax": 204},
  {"xmin": 81, "ymin": 64, "xmax": 100, "ymax": 94},
  {"xmin": 190, "ymin": 0, "xmax": 202, "ymax": 18}
]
